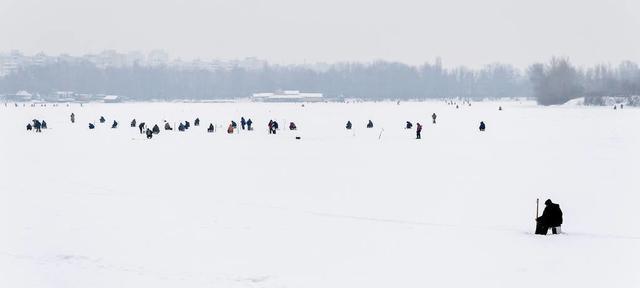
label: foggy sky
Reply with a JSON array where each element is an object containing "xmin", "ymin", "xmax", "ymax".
[{"xmin": 0, "ymin": 0, "xmax": 638, "ymax": 68}]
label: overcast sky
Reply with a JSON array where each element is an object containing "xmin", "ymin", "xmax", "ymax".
[{"xmin": 0, "ymin": 0, "xmax": 639, "ymax": 68}]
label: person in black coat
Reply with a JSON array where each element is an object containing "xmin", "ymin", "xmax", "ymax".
[
  {"xmin": 479, "ymin": 121, "xmax": 486, "ymax": 131},
  {"xmin": 33, "ymin": 120, "xmax": 42, "ymax": 132},
  {"xmin": 164, "ymin": 122, "xmax": 172, "ymax": 130},
  {"xmin": 346, "ymin": 121, "xmax": 352, "ymax": 130},
  {"xmin": 416, "ymin": 123, "xmax": 422, "ymax": 139},
  {"xmin": 289, "ymin": 122, "xmax": 297, "ymax": 130},
  {"xmin": 241, "ymin": 117, "xmax": 246, "ymax": 130},
  {"xmin": 26, "ymin": 123, "xmax": 32, "ymax": 131},
  {"xmin": 131, "ymin": 119, "xmax": 136, "ymax": 127},
  {"xmin": 194, "ymin": 118, "xmax": 200, "ymax": 126},
  {"xmin": 246, "ymin": 118, "xmax": 253, "ymax": 130},
  {"xmin": 138, "ymin": 122, "xmax": 145, "ymax": 134},
  {"xmin": 432, "ymin": 113, "xmax": 437, "ymax": 124},
  {"xmin": 207, "ymin": 123, "xmax": 214, "ymax": 133},
  {"xmin": 366, "ymin": 120, "xmax": 373, "ymax": 128},
  {"xmin": 70, "ymin": 113, "xmax": 75, "ymax": 123},
  {"xmin": 405, "ymin": 121, "xmax": 413, "ymax": 129},
  {"xmin": 99, "ymin": 116, "xmax": 106, "ymax": 123},
  {"xmin": 88, "ymin": 123, "xmax": 95, "ymax": 129},
  {"xmin": 178, "ymin": 123, "xmax": 185, "ymax": 132},
  {"xmin": 185, "ymin": 121, "xmax": 190, "ymax": 129},
  {"xmin": 111, "ymin": 120, "xmax": 118, "ymax": 128},
  {"xmin": 41, "ymin": 120, "xmax": 47, "ymax": 129},
  {"xmin": 536, "ymin": 199, "xmax": 563, "ymax": 235},
  {"xmin": 152, "ymin": 124, "xmax": 160, "ymax": 134},
  {"xmin": 145, "ymin": 128, "xmax": 153, "ymax": 139}
]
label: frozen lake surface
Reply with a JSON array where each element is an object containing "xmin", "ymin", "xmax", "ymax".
[{"xmin": 1, "ymin": 100, "xmax": 639, "ymax": 287}]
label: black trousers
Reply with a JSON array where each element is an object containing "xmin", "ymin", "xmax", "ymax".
[
  {"xmin": 535, "ymin": 223, "xmax": 559, "ymax": 235},
  {"xmin": 416, "ymin": 131, "xmax": 421, "ymax": 139}
]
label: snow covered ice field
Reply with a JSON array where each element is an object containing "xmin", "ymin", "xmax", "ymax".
[{"xmin": 0, "ymin": 100, "xmax": 639, "ymax": 288}]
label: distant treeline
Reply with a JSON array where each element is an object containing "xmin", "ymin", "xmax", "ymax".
[{"xmin": 1, "ymin": 58, "xmax": 639, "ymax": 105}]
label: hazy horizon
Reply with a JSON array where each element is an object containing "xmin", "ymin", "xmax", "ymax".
[{"xmin": 1, "ymin": 0, "xmax": 639, "ymax": 69}]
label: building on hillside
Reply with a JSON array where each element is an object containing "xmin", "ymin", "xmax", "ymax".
[
  {"xmin": 252, "ymin": 90, "xmax": 323, "ymax": 102},
  {"xmin": 3, "ymin": 90, "xmax": 33, "ymax": 101},
  {"xmin": 103, "ymin": 95, "xmax": 122, "ymax": 103}
]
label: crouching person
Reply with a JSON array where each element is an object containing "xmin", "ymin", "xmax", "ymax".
[{"xmin": 536, "ymin": 199, "xmax": 563, "ymax": 235}]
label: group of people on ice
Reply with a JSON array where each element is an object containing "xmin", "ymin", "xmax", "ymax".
[
  {"xmin": 26, "ymin": 119, "xmax": 47, "ymax": 132},
  {"xmin": 38, "ymin": 111, "xmax": 488, "ymax": 141}
]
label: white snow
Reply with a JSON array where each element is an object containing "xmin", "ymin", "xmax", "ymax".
[{"xmin": 1, "ymin": 101, "xmax": 639, "ymax": 287}]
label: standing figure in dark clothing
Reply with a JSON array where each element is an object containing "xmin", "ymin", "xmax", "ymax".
[
  {"xmin": 146, "ymin": 128, "xmax": 153, "ymax": 139},
  {"xmin": 138, "ymin": 122, "xmax": 145, "ymax": 134},
  {"xmin": 416, "ymin": 123, "xmax": 422, "ymax": 139},
  {"xmin": 164, "ymin": 122, "xmax": 172, "ymax": 130},
  {"xmin": 185, "ymin": 121, "xmax": 190, "ymax": 129},
  {"xmin": 246, "ymin": 118, "xmax": 253, "ymax": 130},
  {"xmin": 99, "ymin": 116, "xmax": 105, "ymax": 123},
  {"xmin": 33, "ymin": 120, "xmax": 42, "ymax": 132},
  {"xmin": 479, "ymin": 121, "xmax": 486, "ymax": 131},
  {"xmin": 241, "ymin": 117, "xmax": 246, "ymax": 130},
  {"xmin": 88, "ymin": 123, "xmax": 95, "ymax": 129},
  {"xmin": 194, "ymin": 118, "xmax": 200, "ymax": 126},
  {"xmin": 272, "ymin": 121, "xmax": 278, "ymax": 134},
  {"xmin": 536, "ymin": 199, "xmax": 563, "ymax": 235},
  {"xmin": 405, "ymin": 121, "xmax": 413, "ymax": 129},
  {"xmin": 498, "ymin": 106, "xmax": 502, "ymax": 111},
  {"xmin": 366, "ymin": 120, "xmax": 373, "ymax": 128},
  {"xmin": 152, "ymin": 124, "xmax": 160, "ymax": 134},
  {"xmin": 70, "ymin": 113, "xmax": 75, "ymax": 123},
  {"xmin": 432, "ymin": 113, "xmax": 437, "ymax": 124},
  {"xmin": 268, "ymin": 120, "xmax": 274, "ymax": 134},
  {"xmin": 26, "ymin": 123, "xmax": 33, "ymax": 131},
  {"xmin": 41, "ymin": 120, "xmax": 47, "ymax": 129},
  {"xmin": 231, "ymin": 121, "xmax": 237, "ymax": 129},
  {"xmin": 111, "ymin": 120, "xmax": 118, "ymax": 128},
  {"xmin": 289, "ymin": 122, "xmax": 297, "ymax": 130},
  {"xmin": 207, "ymin": 123, "xmax": 215, "ymax": 133},
  {"xmin": 346, "ymin": 121, "xmax": 352, "ymax": 130},
  {"xmin": 131, "ymin": 119, "xmax": 136, "ymax": 127}
]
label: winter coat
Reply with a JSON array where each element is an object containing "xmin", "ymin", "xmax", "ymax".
[{"xmin": 537, "ymin": 203, "xmax": 563, "ymax": 227}]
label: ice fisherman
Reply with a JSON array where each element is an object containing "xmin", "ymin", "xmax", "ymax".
[
  {"xmin": 479, "ymin": 121, "xmax": 486, "ymax": 131},
  {"xmin": 535, "ymin": 199, "xmax": 563, "ymax": 235},
  {"xmin": 416, "ymin": 123, "xmax": 422, "ymax": 139}
]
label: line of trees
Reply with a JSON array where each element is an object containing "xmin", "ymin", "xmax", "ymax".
[
  {"xmin": 1, "ymin": 58, "xmax": 640, "ymax": 105},
  {"xmin": 528, "ymin": 57, "xmax": 640, "ymax": 105}
]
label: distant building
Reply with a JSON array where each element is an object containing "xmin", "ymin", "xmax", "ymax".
[
  {"xmin": 103, "ymin": 95, "xmax": 121, "ymax": 103},
  {"xmin": 4, "ymin": 90, "xmax": 33, "ymax": 101},
  {"xmin": 252, "ymin": 90, "xmax": 323, "ymax": 102}
]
